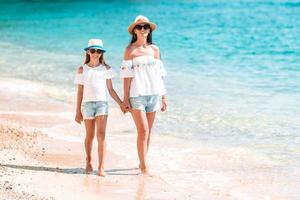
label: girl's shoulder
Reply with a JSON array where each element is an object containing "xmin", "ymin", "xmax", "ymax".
[
  {"xmin": 103, "ymin": 64, "xmax": 111, "ymax": 70},
  {"xmin": 77, "ymin": 66, "xmax": 84, "ymax": 74}
]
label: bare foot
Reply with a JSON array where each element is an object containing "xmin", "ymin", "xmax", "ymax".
[
  {"xmin": 140, "ymin": 167, "xmax": 151, "ymax": 176},
  {"xmin": 138, "ymin": 163, "xmax": 147, "ymax": 169},
  {"xmin": 97, "ymin": 168, "xmax": 105, "ymax": 177},
  {"xmin": 85, "ymin": 163, "xmax": 93, "ymax": 174}
]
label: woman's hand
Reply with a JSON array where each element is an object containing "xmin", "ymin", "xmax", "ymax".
[
  {"xmin": 75, "ymin": 111, "xmax": 83, "ymax": 124},
  {"xmin": 123, "ymin": 98, "xmax": 131, "ymax": 112},
  {"xmin": 119, "ymin": 102, "xmax": 128, "ymax": 114},
  {"xmin": 161, "ymin": 96, "xmax": 167, "ymax": 112}
]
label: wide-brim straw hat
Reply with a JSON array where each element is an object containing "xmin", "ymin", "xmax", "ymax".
[
  {"xmin": 128, "ymin": 15, "xmax": 156, "ymax": 34},
  {"xmin": 84, "ymin": 39, "xmax": 106, "ymax": 52}
]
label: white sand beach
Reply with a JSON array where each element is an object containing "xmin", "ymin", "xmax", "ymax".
[
  {"xmin": 0, "ymin": 78, "xmax": 299, "ymax": 200},
  {"xmin": 1, "ymin": 0, "xmax": 300, "ymax": 198},
  {"xmin": 0, "ymin": 78, "xmax": 191, "ymax": 200}
]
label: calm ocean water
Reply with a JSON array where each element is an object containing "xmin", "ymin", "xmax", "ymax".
[{"xmin": 0, "ymin": 0, "xmax": 300, "ymax": 167}]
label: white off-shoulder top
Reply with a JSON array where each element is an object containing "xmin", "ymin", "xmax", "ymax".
[
  {"xmin": 120, "ymin": 55, "xmax": 167, "ymax": 97},
  {"xmin": 74, "ymin": 64, "xmax": 115, "ymax": 102}
]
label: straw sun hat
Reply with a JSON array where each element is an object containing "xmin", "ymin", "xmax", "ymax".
[{"xmin": 128, "ymin": 15, "xmax": 157, "ymax": 34}]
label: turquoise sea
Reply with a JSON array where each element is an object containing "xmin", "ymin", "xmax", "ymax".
[{"xmin": 1, "ymin": 0, "xmax": 300, "ymax": 198}]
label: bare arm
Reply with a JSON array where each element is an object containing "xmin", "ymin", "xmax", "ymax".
[
  {"xmin": 106, "ymin": 79, "xmax": 126, "ymax": 113},
  {"xmin": 106, "ymin": 79, "xmax": 122, "ymax": 105},
  {"xmin": 123, "ymin": 78, "xmax": 132, "ymax": 101},
  {"xmin": 75, "ymin": 67, "xmax": 84, "ymax": 124},
  {"xmin": 76, "ymin": 85, "xmax": 83, "ymax": 113},
  {"xmin": 151, "ymin": 45, "xmax": 167, "ymax": 112},
  {"xmin": 122, "ymin": 47, "xmax": 133, "ymax": 110}
]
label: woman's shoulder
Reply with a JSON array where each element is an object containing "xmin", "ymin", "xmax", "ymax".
[
  {"xmin": 124, "ymin": 45, "xmax": 134, "ymax": 60},
  {"xmin": 149, "ymin": 44, "xmax": 160, "ymax": 59},
  {"xmin": 149, "ymin": 44, "xmax": 159, "ymax": 50}
]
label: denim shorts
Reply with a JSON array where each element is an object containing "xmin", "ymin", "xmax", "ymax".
[
  {"xmin": 81, "ymin": 101, "xmax": 108, "ymax": 119},
  {"xmin": 129, "ymin": 95, "xmax": 160, "ymax": 113}
]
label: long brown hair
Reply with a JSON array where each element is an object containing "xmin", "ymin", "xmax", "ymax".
[{"xmin": 84, "ymin": 52, "xmax": 110, "ymax": 69}]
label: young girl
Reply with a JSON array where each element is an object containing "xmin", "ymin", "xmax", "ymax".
[
  {"xmin": 120, "ymin": 16, "xmax": 167, "ymax": 175},
  {"xmin": 74, "ymin": 39, "xmax": 125, "ymax": 176}
]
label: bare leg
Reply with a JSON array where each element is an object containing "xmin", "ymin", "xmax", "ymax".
[
  {"xmin": 84, "ymin": 119, "xmax": 95, "ymax": 174},
  {"xmin": 95, "ymin": 115, "xmax": 108, "ymax": 177},
  {"xmin": 146, "ymin": 111, "xmax": 156, "ymax": 154},
  {"xmin": 131, "ymin": 109, "xmax": 149, "ymax": 174},
  {"xmin": 137, "ymin": 112, "xmax": 156, "ymax": 169}
]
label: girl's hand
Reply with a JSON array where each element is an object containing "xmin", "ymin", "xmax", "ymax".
[
  {"xmin": 161, "ymin": 96, "xmax": 167, "ymax": 112},
  {"xmin": 75, "ymin": 111, "xmax": 83, "ymax": 124},
  {"xmin": 123, "ymin": 98, "xmax": 131, "ymax": 112}
]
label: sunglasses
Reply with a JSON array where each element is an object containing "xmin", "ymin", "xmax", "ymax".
[
  {"xmin": 135, "ymin": 24, "xmax": 151, "ymax": 30},
  {"xmin": 89, "ymin": 49, "xmax": 103, "ymax": 54}
]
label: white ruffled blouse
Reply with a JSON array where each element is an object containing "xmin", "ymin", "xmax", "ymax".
[
  {"xmin": 120, "ymin": 55, "xmax": 167, "ymax": 97},
  {"xmin": 74, "ymin": 64, "xmax": 115, "ymax": 102}
]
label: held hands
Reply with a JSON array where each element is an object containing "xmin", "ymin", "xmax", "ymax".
[
  {"xmin": 75, "ymin": 111, "xmax": 83, "ymax": 124},
  {"xmin": 121, "ymin": 98, "xmax": 131, "ymax": 114},
  {"xmin": 161, "ymin": 96, "xmax": 167, "ymax": 112},
  {"xmin": 119, "ymin": 102, "xmax": 128, "ymax": 114}
]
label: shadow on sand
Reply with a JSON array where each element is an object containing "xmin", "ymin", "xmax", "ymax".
[{"xmin": 0, "ymin": 163, "xmax": 140, "ymax": 176}]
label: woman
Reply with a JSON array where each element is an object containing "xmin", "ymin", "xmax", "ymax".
[
  {"xmin": 74, "ymin": 38, "xmax": 125, "ymax": 176},
  {"xmin": 120, "ymin": 15, "xmax": 167, "ymax": 174}
]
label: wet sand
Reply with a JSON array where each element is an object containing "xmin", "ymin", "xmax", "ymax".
[{"xmin": 0, "ymin": 78, "xmax": 189, "ymax": 200}]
